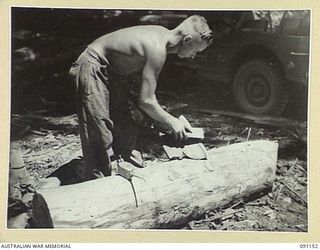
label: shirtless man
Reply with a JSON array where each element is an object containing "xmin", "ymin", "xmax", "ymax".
[{"xmin": 69, "ymin": 15, "xmax": 213, "ymax": 180}]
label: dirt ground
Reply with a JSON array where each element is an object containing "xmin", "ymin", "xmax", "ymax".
[{"xmin": 8, "ymin": 78, "xmax": 308, "ymax": 231}]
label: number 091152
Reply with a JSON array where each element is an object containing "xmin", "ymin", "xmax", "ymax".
[{"xmin": 300, "ymin": 244, "xmax": 319, "ymax": 248}]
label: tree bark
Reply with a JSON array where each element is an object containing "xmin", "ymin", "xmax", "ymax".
[{"xmin": 32, "ymin": 140, "xmax": 278, "ymax": 229}]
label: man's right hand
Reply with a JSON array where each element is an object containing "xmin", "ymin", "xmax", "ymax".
[{"xmin": 168, "ymin": 117, "xmax": 190, "ymax": 141}]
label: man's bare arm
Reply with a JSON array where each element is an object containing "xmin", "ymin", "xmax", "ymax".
[{"xmin": 138, "ymin": 44, "xmax": 188, "ymax": 140}]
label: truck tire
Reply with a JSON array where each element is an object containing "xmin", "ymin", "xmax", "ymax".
[{"xmin": 233, "ymin": 59, "xmax": 288, "ymax": 116}]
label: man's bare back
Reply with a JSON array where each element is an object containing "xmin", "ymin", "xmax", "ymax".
[{"xmin": 88, "ymin": 25, "xmax": 170, "ymax": 76}]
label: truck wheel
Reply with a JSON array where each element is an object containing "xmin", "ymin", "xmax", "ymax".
[{"xmin": 233, "ymin": 59, "xmax": 288, "ymax": 116}]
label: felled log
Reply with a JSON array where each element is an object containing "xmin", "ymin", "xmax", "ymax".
[{"xmin": 32, "ymin": 140, "xmax": 278, "ymax": 229}]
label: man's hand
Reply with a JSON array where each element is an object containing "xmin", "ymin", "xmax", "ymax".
[{"xmin": 168, "ymin": 117, "xmax": 190, "ymax": 141}]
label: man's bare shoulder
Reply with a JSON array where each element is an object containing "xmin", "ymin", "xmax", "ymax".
[
  {"xmin": 124, "ymin": 26, "xmax": 168, "ymax": 69},
  {"xmin": 116, "ymin": 25, "xmax": 169, "ymax": 35},
  {"xmin": 120, "ymin": 25, "xmax": 168, "ymax": 46},
  {"xmin": 119, "ymin": 25, "xmax": 169, "ymax": 59}
]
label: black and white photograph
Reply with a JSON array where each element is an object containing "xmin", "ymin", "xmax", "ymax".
[{"xmin": 8, "ymin": 7, "xmax": 310, "ymax": 232}]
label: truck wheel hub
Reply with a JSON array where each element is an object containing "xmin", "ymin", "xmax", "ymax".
[{"xmin": 245, "ymin": 75, "xmax": 270, "ymax": 107}]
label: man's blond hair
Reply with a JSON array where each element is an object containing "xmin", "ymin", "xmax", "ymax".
[{"xmin": 178, "ymin": 15, "xmax": 213, "ymax": 45}]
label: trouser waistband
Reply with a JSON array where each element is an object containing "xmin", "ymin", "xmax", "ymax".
[{"xmin": 78, "ymin": 47, "xmax": 110, "ymax": 66}]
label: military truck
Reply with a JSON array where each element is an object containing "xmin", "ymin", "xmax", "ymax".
[{"xmin": 141, "ymin": 10, "xmax": 310, "ymax": 116}]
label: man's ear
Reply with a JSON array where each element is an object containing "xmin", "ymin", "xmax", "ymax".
[{"xmin": 182, "ymin": 35, "xmax": 192, "ymax": 45}]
